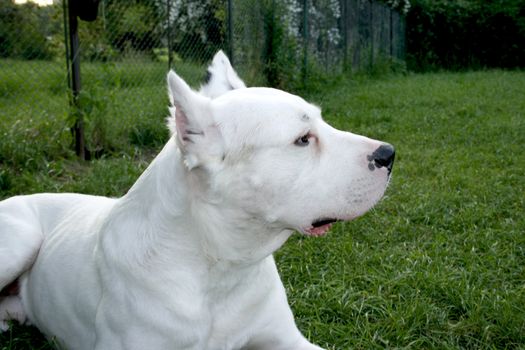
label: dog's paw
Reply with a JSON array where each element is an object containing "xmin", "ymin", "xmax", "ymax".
[
  {"xmin": 0, "ymin": 320, "xmax": 9, "ymax": 332},
  {"xmin": 0, "ymin": 296, "xmax": 26, "ymax": 331}
]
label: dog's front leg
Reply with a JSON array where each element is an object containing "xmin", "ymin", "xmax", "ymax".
[
  {"xmin": 243, "ymin": 296, "xmax": 326, "ymax": 350},
  {"xmin": 94, "ymin": 292, "xmax": 208, "ymax": 350},
  {"xmin": 244, "ymin": 332, "xmax": 325, "ymax": 350}
]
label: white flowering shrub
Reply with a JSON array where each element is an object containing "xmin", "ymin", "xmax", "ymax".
[
  {"xmin": 386, "ymin": 0, "xmax": 411, "ymax": 14},
  {"xmin": 156, "ymin": 0, "xmax": 224, "ymax": 61}
]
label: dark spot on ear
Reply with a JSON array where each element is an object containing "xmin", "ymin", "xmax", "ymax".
[
  {"xmin": 204, "ymin": 70, "xmax": 212, "ymax": 84},
  {"xmin": 368, "ymin": 163, "xmax": 375, "ymax": 171},
  {"xmin": 221, "ymin": 154, "xmax": 226, "ymax": 161}
]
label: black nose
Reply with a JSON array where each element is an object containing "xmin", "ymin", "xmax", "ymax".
[{"xmin": 371, "ymin": 144, "xmax": 395, "ymax": 173}]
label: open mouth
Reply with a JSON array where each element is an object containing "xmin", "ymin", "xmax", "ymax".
[{"xmin": 305, "ymin": 218, "xmax": 340, "ymax": 237}]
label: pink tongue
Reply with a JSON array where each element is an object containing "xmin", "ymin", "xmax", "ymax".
[{"xmin": 306, "ymin": 223, "xmax": 333, "ymax": 236}]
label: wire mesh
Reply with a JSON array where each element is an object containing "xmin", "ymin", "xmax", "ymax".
[
  {"xmin": 0, "ymin": 0, "xmax": 405, "ymax": 162},
  {"xmin": 230, "ymin": 0, "xmax": 406, "ymax": 87}
]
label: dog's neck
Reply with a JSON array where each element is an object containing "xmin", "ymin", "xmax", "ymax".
[{"xmin": 101, "ymin": 137, "xmax": 292, "ymax": 270}]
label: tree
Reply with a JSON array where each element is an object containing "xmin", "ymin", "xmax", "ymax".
[
  {"xmin": 406, "ymin": 0, "xmax": 525, "ymax": 70},
  {"xmin": 0, "ymin": 0, "xmax": 58, "ymax": 60}
]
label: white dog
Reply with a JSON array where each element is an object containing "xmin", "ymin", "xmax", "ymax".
[{"xmin": 0, "ymin": 51, "xmax": 394, "ymax": 349}]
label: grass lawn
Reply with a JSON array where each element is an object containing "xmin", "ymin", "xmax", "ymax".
[{"xmin": 1, "ymin": 66, "xmax": 524, "ymax": 349}]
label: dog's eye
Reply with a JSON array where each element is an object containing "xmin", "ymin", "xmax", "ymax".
[{"xmin": 294, "ymin": 134, "xmax": 311, "ymax": 147}]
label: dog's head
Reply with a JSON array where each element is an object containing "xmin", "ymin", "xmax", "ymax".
[{"xmin": 167, "ymin": 51, "xmax": 394, "ymax": 238}]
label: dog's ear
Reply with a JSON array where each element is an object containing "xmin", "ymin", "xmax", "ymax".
[
  {"xmin": 167, "ymin": 70, "xmax": 222, "ymax": 170},
  {"xmin": 199, "ymin": 50, "xmax": 246, "ymax": 98}
]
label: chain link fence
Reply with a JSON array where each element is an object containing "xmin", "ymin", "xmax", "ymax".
[
  {"xmin": 0, "ymin": 0, "xmax": 405, "ymax": 163},
  {"xmin": 230, "ymin": 0, "xmax": 405, "ymax": 87}
]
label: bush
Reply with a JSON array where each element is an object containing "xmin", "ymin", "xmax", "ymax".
[
  {"xmin": 406, "ymin": 0, "xmax": 525, "ymax": 71},
  {"xmin": 261, "ymin": 0, "xmax": 299, "ymax": 89},
  {"xmin": 0, "ymin": 0, "xmax": 58, "ymax": 60},
  {"xmin": 167, "ymin": 0, "xmax": 226, "ymax": 62}
]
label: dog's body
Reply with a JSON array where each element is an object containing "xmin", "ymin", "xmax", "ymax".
[{"xmin": 0, "ymin": 52, "xmax": 394, "ymax": 349}]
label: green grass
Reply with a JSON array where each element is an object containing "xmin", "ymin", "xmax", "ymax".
[
  {"xmin": 1, "ymin": 65, "xmax": 525, "ymax": 349},
  {"xmin": 0, "ymin": 58, "xmax": 204, "ymax": 196}
]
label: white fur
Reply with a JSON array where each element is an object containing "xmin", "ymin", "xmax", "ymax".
[
  {"xmin": 0, "ymin": 51, "xmax": 392, "ymax": 349},
  {"xmin": 199, "ymin": 50, "xmax": 246, "ymax": 98},
  {"xmin": 0, "ymin": 296, "xmax": 26, "ymax": 331}
]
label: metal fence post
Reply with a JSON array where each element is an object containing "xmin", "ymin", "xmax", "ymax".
[
  {"xmin": 342, "ymin": 0, "xmax": 348, "ymax": 73},
  {"xmin": 302, "ymin": 0, "xmax": 308, "ymax": 85},
  {"xmin": 167, "ymin": 0, "xmax": 173, "ymax": 69},
  {"xmin": 368, "ymin": 0, "xmax": 375, "ymax": 71},
  {"xmin": 227, "ymin": 0, "xmax": 234, "ymax": 66},
  {"xmin": 63, "ymin": 0, "xmax": 71, "ymax": 90},
  {"xmin": 388, "ymin": 8, "xmax": 394, "ymax": 58},
  {"xmin": 66, "ymin": 0, "xmax": 85, "ymax": 160}
]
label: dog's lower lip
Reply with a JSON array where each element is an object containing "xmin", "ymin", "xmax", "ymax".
[
  {"xmin": 304, "ymin": 219, "xmax": 339, "ymax": 237},
  {"xmin": 312, "ymin": 218, "xmax": 339, "ymax": 228}
]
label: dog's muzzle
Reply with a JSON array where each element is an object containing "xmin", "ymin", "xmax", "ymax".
[{"xmin": 368, "ymin": 144, "xmax": 395, "ymax": 174}]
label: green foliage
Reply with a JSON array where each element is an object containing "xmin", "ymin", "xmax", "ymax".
[
  {"xmin": 259, "ymin": 0, "xmax": 305, "ymax": 89},
  {"xmin": 0, "ymin": 0, "xmax": 59, "ymax": 60},
  {"xmin": 69, "ymin": 87, "xmax": 113, "ymax": 156},
  {"xmin": 406, "ymin": 0, "xmax": 525, "ymax": 71},
  {"xmin": 0, "ymin": 0, "xmax": 226, "ymax": 63},
  {"xmin": 0, "ymin": 60, "xmax": 72, "ymax": 178},
  {"xmin": 235, "ymin": 0, "xmax": 320, "ymax": 90},
  {"xmin": 0, "ymin": 321, "xmax": 57, "ymax": 349},
  {"xmin": 236, "ymin": 0, "xmax": 408, "ymax": 91},
  {"xmin": 105, "ymin": 1, "xmax": 161, "ymax": 58},
  {"xmin": 78, "ymin": 17, "xmax": 118, "ymax": 62},
  {"xmin": 168, "ymin": 0, "xmax": 226, "ymax": 62}
]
